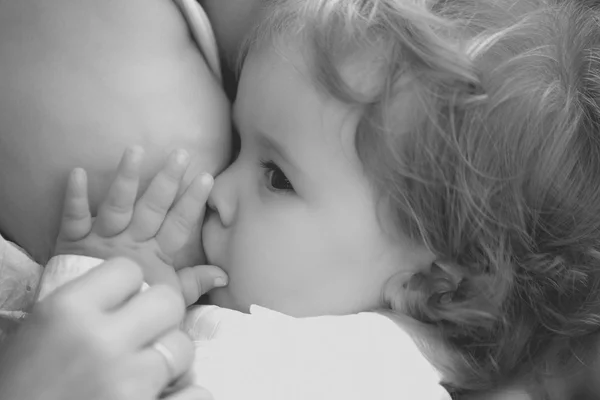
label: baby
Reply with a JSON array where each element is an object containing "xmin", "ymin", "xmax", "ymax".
[{"xmin": 30, "ymin": 0, "xmax": 600, "ymax": 399}]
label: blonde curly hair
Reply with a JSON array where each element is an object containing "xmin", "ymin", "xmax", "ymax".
[{"xmin": 239, "ymin": 0, "xmax": 600, "ymax": 397}]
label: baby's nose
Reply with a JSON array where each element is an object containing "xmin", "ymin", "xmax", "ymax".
[{"xmin": 206, "ymin": 171, "xmax": 237, "ymax": 227}]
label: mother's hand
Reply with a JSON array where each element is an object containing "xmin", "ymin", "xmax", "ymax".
[{"xmin": 0, "ymin": 258, "xmax": 211, "ymax": 400}]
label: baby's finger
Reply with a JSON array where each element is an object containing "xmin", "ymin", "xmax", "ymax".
[
  {"xmin": 94, "ymin": 147, "xmax": 143, "ymax": 237},
  {"xmin": 156, "ymin": 173, "xmax": 214, "ymax": 255},
  {"xmin": 58, "ymin": 168, "xmax": 92, "ymax": 242},
  {"xmin": 177, "ymin": 265, "xmax": 228, "ymax": 306},
  {"xmin": 129, "ymin": 150, "xmax": 190, "ymax": 241}
]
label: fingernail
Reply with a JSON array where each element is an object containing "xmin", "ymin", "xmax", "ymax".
[
  {"xmin": 200, "ymin": 173, "xmax": 214, "ymax": 188},
  {"xmin": 72, "ymin": 168, "xmax": 85, "ymax": 186},
  {"xmin": 174, "ymin": 149, "xmax": 189, "ymax": 165},
  {"xmin": 128, "ymin": 146, "xmax": 144, "ymax": 162},
  {"xmin": 214, "ymin": 276, "xmax": 228, "ymax": 287}
]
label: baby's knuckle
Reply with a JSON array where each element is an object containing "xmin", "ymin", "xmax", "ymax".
[
  {"xmin": 103, "ymin": 202, "xmax": 131, "ymax": 216},
  {"xmin": 163, "ymin": 167, "xmax": 183, "ymax": 182},
  {"xmin": 171, "ymin": 214, "xmax": 192, "ymax": 233},
  {"xmin": 63, "ymin": 208, "xmax": 88, "ymax": 220},
  {"xmin": 144, "ymin": 200, "xmax": 169, "ymax": 216}
]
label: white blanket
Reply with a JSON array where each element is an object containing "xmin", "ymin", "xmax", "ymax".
[{"xmin": 184, "ymin": 304, "xmax": 450, "ymax": 400}]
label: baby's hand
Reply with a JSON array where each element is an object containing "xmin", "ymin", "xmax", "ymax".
[{"xmin": 55, "ymin": 147, "xmax": 227, "ymax": 305}]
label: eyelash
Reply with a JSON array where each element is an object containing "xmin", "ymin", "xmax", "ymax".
[{"xmin": 260, "ymin": 159, "xmax": 294, "ymax": 193}]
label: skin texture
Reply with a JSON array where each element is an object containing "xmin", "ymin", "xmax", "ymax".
[
  {"xmin": 202, "ymin": 44, "xmax": 435, "ymax": 317},
  {"xmin": 0, "ymin": 0, "xmax": 231, "ymax": 265}
]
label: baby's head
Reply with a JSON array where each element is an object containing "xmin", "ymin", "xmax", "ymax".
[
  {"xmin": 204, "ymin": 0, "xmax": 600, "ymax": 395},
  {"xmin": 203, "ymin": 0, "xmax": 449, "ymax": 318},
  {"xmin": 204, "ymin": 0, "xmax": 497, "ymax": 316}
]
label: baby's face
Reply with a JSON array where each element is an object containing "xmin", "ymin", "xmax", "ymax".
[
  {"xmin": 202, "ymin": 44, "xmax": 435, "ymax": 317},
  {"xmin": 0, "ymin": 0, "xmax": 231, "ymax": 264}
]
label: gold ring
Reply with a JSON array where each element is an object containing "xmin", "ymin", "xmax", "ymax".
[{"xmin": 151, "ymin": 341, "xmax": 177, "ymax": 382}]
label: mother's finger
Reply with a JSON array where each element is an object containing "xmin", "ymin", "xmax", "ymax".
[
  {"xmin": 59, "ymin": 257, "xmax": 144, "ymax": 311},
  {"xmin": 115, "ymin": 284, "xmax": 185, "ymax": 347},
  {"xmin": 134, "ymin": 329, "xmax": 195, "ymax": 397}
]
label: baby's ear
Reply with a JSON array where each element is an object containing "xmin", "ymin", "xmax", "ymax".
[
  {"xmin": 384, "ymin": 260, "xmax": 503, "ymax": 329},
  {"xmin": 383, "ymin": 261, "xmax": 463, "ymax": 312}
]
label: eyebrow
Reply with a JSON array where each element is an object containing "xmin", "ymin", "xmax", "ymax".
[
  {"xmin": 258, "ymin": 132, "xmax": 289, "ymax": 160},
  {"xmin": 257, "ymin": 133, "xmax": 300, "ymax": 173},
  {"xmin": 232, "ymin": 106, "xmax": 301, "ymax": 173}
]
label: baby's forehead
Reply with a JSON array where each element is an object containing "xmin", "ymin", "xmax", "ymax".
[
  {"xmin": 247, "ymin": 36, "xmax": 389, "ymax": 95},
  {"xmin": 237, "ymin": 38, "xmax": 422, "ymax": 143}
]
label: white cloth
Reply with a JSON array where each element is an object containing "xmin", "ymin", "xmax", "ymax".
[
  {"xmin": 0, "ymin": 235, "xmax": 43, "ymax": 342},
  {"xmin": 184, "ymin": 305, "xmax": 450, "ymax": 400},
  {"xmin": 0, "ymin": 234, "xmax": 42, "ymax": 312},
  {"xmin": 38, "ymin": 255, "xmax": 151, "ymax": 302},
  {"xmin": 36, "ymin": 255, "xmax": 105, "ymax": 301},
  {"xmin": 0, "ymin": 236, "xmax": 106, "ymax": 340}
]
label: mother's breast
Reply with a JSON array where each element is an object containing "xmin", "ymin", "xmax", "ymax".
[{"xmin": 0, "ymin": 0, "xmax": 231, "ymax": 264}]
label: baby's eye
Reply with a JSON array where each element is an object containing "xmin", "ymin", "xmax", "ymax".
[{"xmin": 260, "ymin": 160, "xmax": 294, "ymax": 192}]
